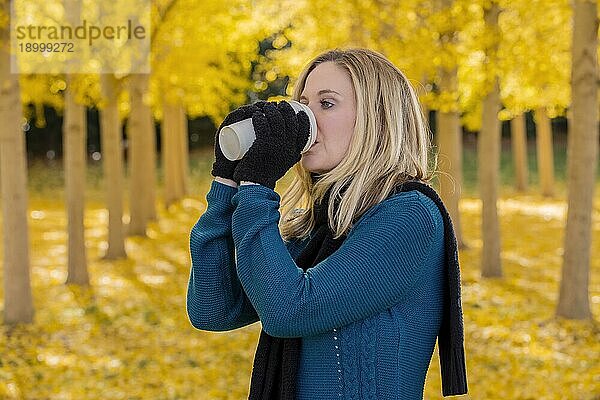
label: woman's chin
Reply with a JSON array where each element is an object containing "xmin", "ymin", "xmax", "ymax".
[
  {"xmin": 302, "ymin": 153, "xmax": 335, "ymax": 174},
  {"xmin": 300, "ymin": 157, "xmax": 313, "ymax": 170},
  {"xmin": 303, "ymin": 165, "xmax": 325, "ymax": 174}
]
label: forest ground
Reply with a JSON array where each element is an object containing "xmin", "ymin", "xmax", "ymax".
[{"xmin": 1, "ymin": 139, "xmax": 599, "ymax": 399}]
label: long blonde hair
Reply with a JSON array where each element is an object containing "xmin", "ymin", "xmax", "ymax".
[{"xmin": 280, "ymin": 48, "xmax": 436, "ymax": 241}]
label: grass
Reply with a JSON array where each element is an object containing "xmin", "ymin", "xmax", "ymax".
[{"xmin": 463, "ymin": 135, "xmax": 559, "ymax": 195}]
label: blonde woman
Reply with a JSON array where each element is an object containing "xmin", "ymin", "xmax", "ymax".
[{"xmin": 187, "ymin": 48, "xmax": 468, "ymax": 399}]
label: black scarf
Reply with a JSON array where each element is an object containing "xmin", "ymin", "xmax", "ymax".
[{"xmin": 247, "ymin": 179, "xmax": 468, "ymax": 399}]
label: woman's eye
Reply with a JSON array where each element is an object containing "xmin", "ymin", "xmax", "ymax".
[{"xmin": 320, "ymin": 100, "xmax": 333, "ymax": 109}]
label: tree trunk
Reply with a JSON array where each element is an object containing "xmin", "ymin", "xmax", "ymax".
[
  {"xmin": 100, "ymin": 74, "xmax": 127, "ymax": 259},
  {"xmin": 511, "ymin": 113, "xmax": 529, "ymax": 191},
  {"xmin": 64, "ymin": 76, "xmax": 89, "ymax": 285},
  {"xmin": 62, "ymin": 0, "xmax": 88, "ymax": 285},
  {"xmin": 0, "ymin": 3, "xmax": 34, "ymax": 324},
  {"xmin": 437, "ymin": 67, "xmax": 465, "ymax": 248},
  {"xmin": 479, "ymin": 2, "xmax": 502, "ymax": 277},
  {"xmin": 127, "ymin": 74, "xmax": 156, "ymax": 235},
  {"xmin": 162, "ymin": 106, "xmax": 173, "ymax": 206},
  {"xmin": 435, "ymin": 0, "xmax": 465, "ymax": 248},
  {"xmin": 178, "ymin": 105, "xmax": 189, "ymax": 197},
  {"xmin": 163, "ymin": 103, "xmax": 189, "ymax": 207},
  {"xmin": 163, "ymin": 103, "xmax": 181, "ymax": 206},
  {"xmin": 534, "ymin": 108, "xmax": 555, "ymax": 197},
  {"xmin": 479, "ymin": 77, "xmax": 502, "ymax": 277},
  {"xmin": 557, "ymin": 0, "xmax": 598, "ymax": 319}
]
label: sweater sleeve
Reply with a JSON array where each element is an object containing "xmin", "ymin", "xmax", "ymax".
[
  {"xmin": 186, "ymin": 180, "xmax": 260, "ymax": 331},
  {"xmin": 231, "ymin": 184, "xmax": 441, "ymax": 338}
]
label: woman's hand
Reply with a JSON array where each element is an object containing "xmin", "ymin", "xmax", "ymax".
[
  {"xmin": 211, "ymin": 104, "xmax": 261, "ymax": 181},
  {"xmin": 232, "ymin": 101, "xmax": 311, "ymax": 189}
]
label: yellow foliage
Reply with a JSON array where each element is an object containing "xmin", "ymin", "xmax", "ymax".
[
  {"xmin": 10, "ymin": 0, "xmax": 581, "ymax": 130},
  {"xmin": 149, "ymin": 0, "xmax": 263, "ymax": 121},
  {"xmin": 498, "ymin": 0, "xmax": 571, "ymax": 119},
  {"xmin": 0, "ymin": 155, "xmax": 599, "ymax": 399}
]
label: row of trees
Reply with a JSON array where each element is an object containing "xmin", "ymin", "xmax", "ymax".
[
  {"xmin": 1, "ymin": 0, "xmax": 270, "ymax": 324},
  {"xmin": 0, "ymin": 0, "xmax": 598, "ymax": 325}
]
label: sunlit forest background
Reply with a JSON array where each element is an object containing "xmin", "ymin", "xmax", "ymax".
[{"xmin": 1, "ymin": 0, "xmax": 599, "ymax": 399}]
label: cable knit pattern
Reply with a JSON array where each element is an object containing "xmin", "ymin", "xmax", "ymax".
[
  {"xmin": 341, "ymin": 324, "xmax": 360, "ymax": 400},
  {"xmin": 187, "ymin": 180, "xmax": 446, "ymax": 399},
  {"xmin": 361, "ymin": 316, "xmax": 378, "ymax": 399}
]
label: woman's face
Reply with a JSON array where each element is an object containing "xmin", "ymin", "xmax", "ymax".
[{"xmin": 299, "ymin": 62, "xmax": 357, "ymax": 174}]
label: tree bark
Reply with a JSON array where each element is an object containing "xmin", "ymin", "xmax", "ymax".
[
  {"xmin": 0, "ymin": 2, "xmax": 34, "ymax": 324},
  {"xmin": 479, "ymin": 2, "xmax": 502, "ymax": 278},
  {"xmin": 163, "ymin": 103, "xmax": 181, "ymax": 206},
  {"xmin": 100, "ymin": 74, "xmax": 127, "ymax": 259},
  {"xmin": 479, "ymin": 77, "xmax": 502, "ymax": 277},
  {"xmin": 557, "ymin": 0, "xmax": 598, "ymax": 319},
  {"xmin": 534, "ymin": 108, "xmax": 555, "ymax": 197},
  {"xmin": 127, "ymin": 74, "xmax": 156, "ymax": 235},
  {"xmin": 511, "ymin": 113, "xmax": 529, "ymax": 191},
  {"xmin": 435, "ymin": 0, "xmax": 465, "ymax": 248},
  {"xmin": 62, "ymin": 0, "xmax": 88, "ymax": 285},
  {"xmin": 163, "ymin": 103, "xmax": 189, "ymax": 207},
  {"xmin": 64, "ymin": 77, "xmax": 89, "ymax": 285},
  {"xmin": 178, "ymin": 105, "xmax": 189, "ymax": 197},
  {"xmin": 437, "ymin": 67, "xmax": 465, "ymax": 248}
]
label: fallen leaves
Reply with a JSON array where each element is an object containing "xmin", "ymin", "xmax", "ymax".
[{"xmin": 0, "ymin": 164, "xmax": 598, "ymax": 399}]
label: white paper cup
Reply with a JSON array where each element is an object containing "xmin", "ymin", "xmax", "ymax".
[
  {"xmin": 287, "ymin": 101, "xmax": 318, "ymax": 153},
  {"xmin": 219, "ymin": 100, "xmax": 317, "ymax": 161}
]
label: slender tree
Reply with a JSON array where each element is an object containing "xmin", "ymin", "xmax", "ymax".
[
  {"xmin": 100, "ymin": 74, "xmax": 127, "ymax": 259},
  {"xmin": 478, "ymin": 1, "xmax": 502, "ymax": 277},
  {"xmin": 162, "ymin": 102, "xmax": 188, "ymax": 207},
  {"xmin": 435, "ymin": 0, "xmax": 466, "ymax": 248},
  {"xmin": 178, "ymin": 105, "xmax": 189, "ymax": 196},
  {"xmin": 64, "ymin": 0, "xmax": 89, "ymax": 285},
  {"xmin": 557, "ymin": 0, "xmax": 598, "ymax": 319},
  {"xmin": 0, "ymin": 0, "xmax": 34, "ymax": 323},
  {"xmin": 534, "ymin": 107, "xmax": 555, "ymax": 197},
  {"xmin": 63, "ymin": 76, "xmax": 89, "ymax": 285},
  {"xmin": 436, "ymin": 69, "xmax": 465, "ymax": 245},
  {"xmin": 511, "ymin": 113, "xmax": 529, "ymax": 191},
  {"xmin": 127, "ymin": 73, "xmax": 157, "ymax": 235}
]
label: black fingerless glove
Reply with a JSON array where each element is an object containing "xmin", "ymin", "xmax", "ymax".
[
  {"xmin": 211, "ymin": 104, "xmax": 261, "ymax": 180},
  {"xmin": 232, "ymin": 101, "xmax": 311, "ymax": 189}
]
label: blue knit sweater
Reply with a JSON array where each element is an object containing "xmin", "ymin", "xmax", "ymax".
[{"xmin": 187, "ymin": 180, "xmax": 445, "ymax": 399}]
